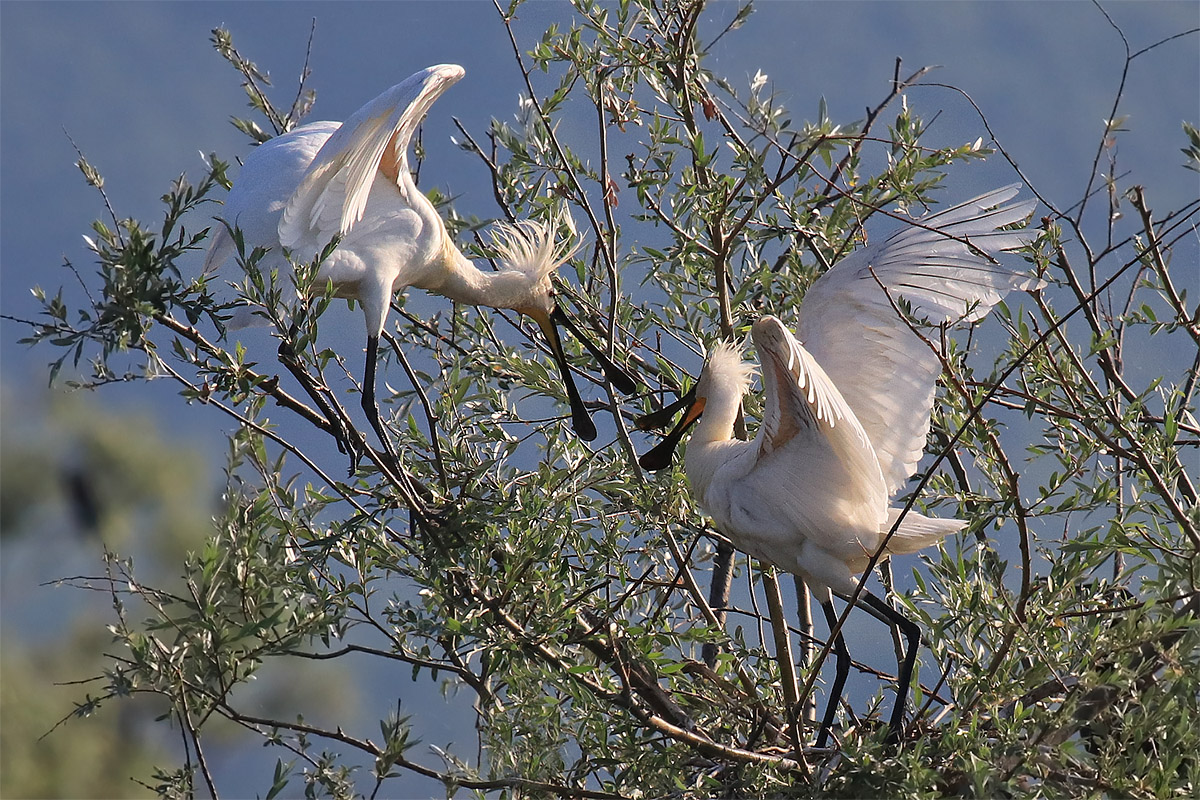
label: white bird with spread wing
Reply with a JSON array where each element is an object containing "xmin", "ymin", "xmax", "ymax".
[
  {"xmin": 638, "ymin": 185, "xmax": 1038, "ymax": 745},
  {"xmin": 204, "ymin": 64, "xmax": 634, "ymax": 464}
]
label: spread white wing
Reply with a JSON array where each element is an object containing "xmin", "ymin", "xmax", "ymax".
[
  {"xmin": 278, "ymin": 64, "xmax": 465, "ymax": 250},
  {"xmin": 747, "ymin": 316, "xmax": 889, "ymax": 540},
  {"xmin": 797, "ymin": 185, "xmax": 1037, "ymax": 494}
]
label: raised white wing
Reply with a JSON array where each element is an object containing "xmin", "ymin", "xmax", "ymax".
[
  {"xmin": 797, "ymin": 185, "xmax": 1037, "ymax": 495},
  {"xmin": 748, "ymin": 316, "xmax": 889, "ymax": 536},
  {"xmin": 278, "ymin": 64, "xmax": 464, "ymax": 250},
  {"xmin": 202, "ymin": 121, "xmax": 339, "ymax": 275}
]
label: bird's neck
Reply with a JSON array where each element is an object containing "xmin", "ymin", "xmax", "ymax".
[
  {"xmin": 693, "ymin": 383, "xmax": 744, "ymax": 445},
  {"xmin": 685, "ymin": 432, "xmax": 751, "ymax": 504},
  {"xmin": 395, "ymin": 180, "xmax": 541, "ymax": 310},
  {"xmin": 683, "ymin": 383, "xmax": 748, "ymax": 497},
  {"xmin": 431, "ymin": 237, "xmax": 545, "ymax": 311}
]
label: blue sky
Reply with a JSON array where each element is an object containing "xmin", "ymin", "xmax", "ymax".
[
  {"xmin": 2, "ymin": 2, "xmax": 1197, "ymax": 795},
  {"xmin": 4, "ymin": 2, "xmax": 1196, "ymax": 383}
]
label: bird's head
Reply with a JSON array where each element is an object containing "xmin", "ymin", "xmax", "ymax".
[
  {"xmin": 635, "ymin": 340, "xmax": 754, "ymax": 471},
  {"xmin": 490, "ymin": 218, "xmax": 578, "ymax": 315},
  {"xmin": 491, "ymin": 218, "xmax": 636, "ymax": 441},
  {"xmin": 701, "ymin": 340, "xmax": 757, "ymax": 399}
]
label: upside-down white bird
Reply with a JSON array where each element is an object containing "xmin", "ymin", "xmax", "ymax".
[
  {"xmin": 204, "ymin": 64, "xmax": 634, "ymax": 462},
  {"xmin": 638, "ymin": 185, "xmax": 1038, "ymax": 745}
]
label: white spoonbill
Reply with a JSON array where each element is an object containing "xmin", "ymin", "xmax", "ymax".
[
  {"xmin": 638, "ymin": 185, "xmax": 1037, "ymax": 745},
  {"xmin": 204, "ymin": 64, "xmax": 634, "ymax": 461}
]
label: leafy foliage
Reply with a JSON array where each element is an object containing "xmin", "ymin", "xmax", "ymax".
[{"xmin": 15, "ymin": 1, "xmax": 1199, "ymax": 797}]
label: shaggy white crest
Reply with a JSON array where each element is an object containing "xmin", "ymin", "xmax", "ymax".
[
  {"xmin": 703, "ymin": 340, "xmax": 757, "ymax": 394},
  {"xmin": 489, "ymin": 218, "xmax": 583, "ymax": 281}
]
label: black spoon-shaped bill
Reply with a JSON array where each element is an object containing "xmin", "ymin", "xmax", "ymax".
[
  {"xmin": 637, "ymin": 388, "xmax": 704, "ymax": 471},
  {"xmin": 529, "ymin": 307, "xmax": 598, "ymax": 441},
  {"xmin": 634, "ymin": 384, "xmax": 697, "ymax": 431},
  {"xmin": 550, "ymin": 305, "xmax": 637, "ymax": 395}
]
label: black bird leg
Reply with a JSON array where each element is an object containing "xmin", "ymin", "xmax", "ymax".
[
  {"xmin": 816, "ymin": 599, "xmax": 852, "ymax": 748},
  {"xmin": 859, "ymin": 590, "xmax": 920, "ymax": 743},
  {"xmin": 361, "ymin": 334, "xmax": 402, "ymax": 472},
  {"xmin": 829, "ymin": 588, "xmax": 921, "ymax": 744}
]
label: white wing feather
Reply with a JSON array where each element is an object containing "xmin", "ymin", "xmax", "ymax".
[
  {"xmin": 201, "ymin": 224, "xmax": 235, "ymax": 276},
  {"xmin": 278, "ymin": 64, "xmax": 464, "ymax": 250},
  {"xmin": 798, "ymin": 185, "xmax": 1037, "ymax": 494},
  {"xmin": 202, "ymin": 121, "xmax": 339, "ymax": 275},
  {"xmin": 748, "ymin": 316, "xmax": 890, "ymax": 541}
]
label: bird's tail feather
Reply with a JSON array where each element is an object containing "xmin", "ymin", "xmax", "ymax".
[
  {"xmin": 227, "ymin": 306, "xmax": 269, "ymax": 331},
  {"xmin": 883, "ymin": 507, "xmax": 966, "ymax": 555},
  {"xmin": 202, "ymin": 224, "xmax": 236, "ymax": 276}
]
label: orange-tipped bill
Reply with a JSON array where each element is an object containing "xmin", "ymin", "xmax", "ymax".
[
  {"xmin": 637, "ymin": 386, "xmax": 704, "ymax": 472},
  {"xmin": 634, "ymin": 385, "xmax": 696, "ymax": 431}
]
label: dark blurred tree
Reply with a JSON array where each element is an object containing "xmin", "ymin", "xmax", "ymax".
[
  {"xmin": 1, "ymin": 631, "xmax": 165, "ymax": 799},
  {"xmin": 0, "ymin": 390, "xmax": 358, "ymax": 798},
  {"xmin": 0, "ymin": 390, "xmax": 207, "ymax": 798}
]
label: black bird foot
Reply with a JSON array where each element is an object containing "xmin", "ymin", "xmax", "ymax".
[{"xmin": 342, "ymin": 439, "xmax": 365, "ymax": 477}]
